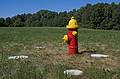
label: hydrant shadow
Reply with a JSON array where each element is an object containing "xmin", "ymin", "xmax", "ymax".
[{"xmin": 78, "ymin": 50, "xmax": 98, "ymax": 55}]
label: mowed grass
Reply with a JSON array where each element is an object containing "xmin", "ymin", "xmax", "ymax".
[{"xmin": 0, "ymin": 27, "xmax": 120, "ymax": 79}]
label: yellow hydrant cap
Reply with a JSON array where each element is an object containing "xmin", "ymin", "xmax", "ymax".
[
  {"xmin": 72, "ymin": 31, "xmax": 78, "ymax": 36},
  {"xmin": 66, "ymin": 16, "xmax": 78, "ymax": 29},
  {"xmin": 63, "ymin": 35, "xmax": 68, "ymax": 42},
  {"xmin": 71, "ymin": 16, "xmax": 75, "ymax": 19}
]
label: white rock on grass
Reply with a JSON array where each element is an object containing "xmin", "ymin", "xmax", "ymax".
[
  {"xmin": 91, "ymin": 54, "xmax": 109, "ymax": 58},
  {"xmin": 64, "ymin": 69, "xmax": 83, "ymax": 76},
  {"xmin": 8, "ymin": 55, "xmax": 28, "ymax": 59},
  {"xmin": 35, "ymin": 46, "xmax": 46, "ymax": 49}
]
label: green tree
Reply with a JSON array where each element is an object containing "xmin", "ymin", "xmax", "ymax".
[
  {"xmin": 5, "ymin": 17, "xmax": 12, "ymax": 27},
  {"xmin": 0, "ymin": 18, "xmax": 5, "ymax": 27}
]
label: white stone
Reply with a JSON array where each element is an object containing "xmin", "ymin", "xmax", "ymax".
[
  {"xmin": 8, "ymin": 55, "xmax": 28, "ymax": 59},
  {"xmin": 35, "ymin": 46, "xmax": 46, "ymax": 49},
  {"xmin": 91, "ymin": 54, "xmax": 109, "ymax": 58},
  {"xmin": 8, "ymin": 56, "xmax": 16, "ymax": 59},
  {"xmin": 64, "ymin": 69, "xmax": 83, "ymax": 76}
]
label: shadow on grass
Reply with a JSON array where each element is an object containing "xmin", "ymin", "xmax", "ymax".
[{"xmin": 78, "ymin": 50, "xmax": 105, "ymax": 55}]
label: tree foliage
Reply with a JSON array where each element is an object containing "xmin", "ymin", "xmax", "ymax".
[{"xmin": 0, "ymin": 3, "xmax": 120, "ymax": 30}]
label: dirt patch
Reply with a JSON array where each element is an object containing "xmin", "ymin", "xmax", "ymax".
[{"xmin": 5, "ymin": 42, "xmax": 119, "ymax": 72}]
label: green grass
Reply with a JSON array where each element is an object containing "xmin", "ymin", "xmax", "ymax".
[{"xmin": 0, "ymin": 27, "xmax": 120, "ymax": 79}]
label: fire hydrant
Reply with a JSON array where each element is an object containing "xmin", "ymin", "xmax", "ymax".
[{"xmin": 63, "ymin": 17, "xmax": 79, "ymax": 55}]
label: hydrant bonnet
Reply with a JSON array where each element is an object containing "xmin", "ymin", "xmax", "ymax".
[{"xmin": 66, "ymin": 16, "xmax": 78, "ymax": 29}]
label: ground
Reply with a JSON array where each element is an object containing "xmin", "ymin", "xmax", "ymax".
[{"xmin": 0, "ymin": 27, "xmax": 120, "ymax": 79}]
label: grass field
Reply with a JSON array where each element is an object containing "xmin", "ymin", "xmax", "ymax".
[{"xmin": 0, "ymin": 27, "xmax": 120, "ymax": 79}]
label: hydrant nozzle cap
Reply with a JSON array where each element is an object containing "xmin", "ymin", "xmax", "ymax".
[
  {"xmin": 63, "ymin": 35, "xmax": 68, "ymax": 42},
  {"xmin": 66, "ymin": 16, "xmax": 78, "ymax": 29}
]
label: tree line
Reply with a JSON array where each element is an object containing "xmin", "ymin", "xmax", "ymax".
[{"xmin": 0, "ymin": 2, "xmax": 120, "ymax": 30}]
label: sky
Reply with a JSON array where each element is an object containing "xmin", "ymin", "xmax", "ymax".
[{"xmin": 0, "ymin": 0, "xmax": 120, "ymax": 18}]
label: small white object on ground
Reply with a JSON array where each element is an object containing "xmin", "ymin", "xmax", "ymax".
[
  {"xmin": 8, "ymin": 55, "xmax": 28, "ymax": 59},
  {"xmin": 35, "ymin": 46, "xmax": 46, "ymax": 49},
  {"xmin": 64, "ymin": 69, "xmax": 83, "ymax": 76},
  {"xmin": 91, "ymin": 54, "xmax": 109, "ymax": 58}
]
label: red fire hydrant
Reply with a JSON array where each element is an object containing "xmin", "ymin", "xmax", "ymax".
[{"xmin": 63, "ymin": 17, "xmax": 79, "ymax": 55}]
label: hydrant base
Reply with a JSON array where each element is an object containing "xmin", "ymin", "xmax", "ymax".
[{"xmin": 68, "ymin": 48, "xmax": 78, "ymax": 55}]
